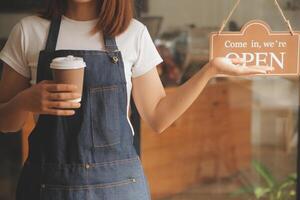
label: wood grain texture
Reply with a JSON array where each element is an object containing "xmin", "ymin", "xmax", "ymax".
[{"xmin": 141, "ymin": 80, "xmax": 252, "ymax": 199}]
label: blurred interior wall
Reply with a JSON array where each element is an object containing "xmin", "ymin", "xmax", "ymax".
[
  {"xmin": 0, "ymin": 13, "xmax": 29, "ymax": 38},
  {"xmin": 147, "ymin": 0, "xmax": 300, "ymax": 31},
  {"xmin": 2, "ymin": 1, "xmax": 300, "ymax": 39}
]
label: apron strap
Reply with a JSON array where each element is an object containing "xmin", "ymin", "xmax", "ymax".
[
  {"xmin": 45, "ymin": 16, "xmax": 62, "ymax": 52},
  {"xmin": 104, "ymin": 35, "xmax": 120, "ymax": 63},
  {"xmin": 104, "ymin": 35, "xmax": 119, "ymax": 52}
]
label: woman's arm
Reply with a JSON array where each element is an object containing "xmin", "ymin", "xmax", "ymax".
[
  {"xmin": 0, "ymin": 64, "xmax": 82, "ymax": 133},
  {"xmin": 132, "ymin": 57, "xmax": 273, "ymax": 133},
  {"xmin": 0, "ymin": 64, "xmax": 31, "ymax": 132}
]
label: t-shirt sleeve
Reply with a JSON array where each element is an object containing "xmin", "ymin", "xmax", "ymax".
[
  {"xmin": 131, "ymin": 25, "xmax": 163, "ymax": 78},
  {"xmin": 0, "ymin": 21, "xmax": 30, "ymax": 78}
]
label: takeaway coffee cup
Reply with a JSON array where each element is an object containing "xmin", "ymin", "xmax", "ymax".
[{"xmin": 50, "ymin": 55, "xmax": 86, "ymax": 103}]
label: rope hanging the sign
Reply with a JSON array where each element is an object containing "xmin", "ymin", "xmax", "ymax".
[
  {"xmin": 274, "ymin": 0, "xmax": 294, "ymax": 35},
  {"xmin": 218, "ymin": 0, "xmax": 241, "ymax": 35},
  {"xmin": 218, "ymin": 0, "xmax": 295, "ymax": 35}
]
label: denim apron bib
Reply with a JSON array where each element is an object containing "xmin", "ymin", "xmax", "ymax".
[{"xmin": 15, "ymin": 16, "xmax": 151, "ymax": 200}]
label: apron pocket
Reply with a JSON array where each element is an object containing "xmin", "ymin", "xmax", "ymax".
[
  {"xmin": 39, "ymin": 177, "xmax": 149, "ymax": 200},
  {"xmin": 89, "ymin": 85, "xmax": 121, "ymax": 148}
]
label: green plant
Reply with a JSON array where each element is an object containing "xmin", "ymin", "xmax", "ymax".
[{"xmin": 232, "ymin": 160, "xmax": 297, "ymax": 200}]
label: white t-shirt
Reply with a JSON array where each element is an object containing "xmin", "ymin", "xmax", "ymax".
[{"xmin": 0, "ymin": 15, "xmax": 163, "ymax": 134}]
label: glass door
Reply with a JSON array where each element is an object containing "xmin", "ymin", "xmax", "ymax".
[{"xmin": 138, "ymin": 0, "xmax": 299, "ymax": 199}]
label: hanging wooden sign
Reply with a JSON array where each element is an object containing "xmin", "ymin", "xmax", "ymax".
[
  {"xmin": 209, "ymin": 0, "xmax": 300, "ymax": 76},
  {"xmin": 210, "ymin": 20, "xmax": 300, "ymax": 75}
]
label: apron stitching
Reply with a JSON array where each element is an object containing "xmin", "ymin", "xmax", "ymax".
[{"xmin": 42, "ymin": 177, "xmax": 139, "ymax": 191}]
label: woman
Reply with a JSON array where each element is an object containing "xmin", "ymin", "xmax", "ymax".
[{"xmin": 0, "ymin": 0, "xmax": 273, "ymax": 199}]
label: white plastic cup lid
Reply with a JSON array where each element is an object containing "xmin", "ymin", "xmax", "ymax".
[{"xmin": 50, "ymin": 55, "xmax": 86, "ymax": 69}]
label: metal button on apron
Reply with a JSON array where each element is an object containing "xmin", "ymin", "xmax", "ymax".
[
  {"xmin": 112, "ymin": 56, "xmax": 119, "ymax": 63},
  {"xmin": 130, "ymin": 178, "xmax": 137, "ymax": 183}
]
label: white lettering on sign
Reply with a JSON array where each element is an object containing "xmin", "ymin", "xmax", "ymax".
[
  {"xmin": 210, "ymin": 20, "xmax": 300, "ymax": 75},
  {"xmin": 225, "ymin": 40, "xmax": 248, "ymax": 48},
  {"xmin": 256, "ymin": 52, "xmax": 268, "ymax": 66},
  {"xmin": 270, "ymin": 52, "xmax": 285, "ymax": 69},
  {"xmin": 226, "ymin": 52, "xmax": 286, "ymax": 69},
  {"xmin": 263, "ymin": 42, "xmax": 275, "ymax": 48}
]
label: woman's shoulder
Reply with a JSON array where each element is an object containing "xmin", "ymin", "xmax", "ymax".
[
  {"xmin": 119, "ymin": 18, "xmax": 146, "ymax": 38},
  {"xmin": 12, "ymin": 15, "xmax": 50, "ymax": 48},
  {"xmin": 19, "ymin": 15, "xmax": 50, "ymax": 29},
  {"xmin": 17, "ymin": 15, "xmax": 50, "ymax": 36},
  {"xmin": 20, "ymin": 15, "xmax": 49, "ymax": 23},
  {"xmin": 129, "ymin": 18, "xmax": 146, "ymax": 30}
]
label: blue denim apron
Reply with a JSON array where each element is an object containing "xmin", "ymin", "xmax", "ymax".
[{"xmin": 15, "ymin": 16, "xmax": 151, "ymax": 200}]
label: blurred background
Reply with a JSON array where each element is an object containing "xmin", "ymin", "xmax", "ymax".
[{"xmin": 0, "ymin": 0, "xmax": 299, "ymax": 199}]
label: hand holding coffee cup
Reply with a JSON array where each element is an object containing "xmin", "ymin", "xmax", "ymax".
[
  {"xmin": 17, "ymin": 55, "xmax": 85, "ymax": 116},
  {"xmin": 50, "ymin": 55, "xmax": 86, "ymax": 103},
  {"xmin": 19, "ymin": 80, "xmax": 81, "ymax": 116}
]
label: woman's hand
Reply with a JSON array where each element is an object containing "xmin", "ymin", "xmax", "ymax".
[
  {"xmin": 17, "ymin": 80, "xmax": 81, "ymax": 116},
  {"xmin": 209, "ymin": 57, "xmax": 274, "ymax": 76}
]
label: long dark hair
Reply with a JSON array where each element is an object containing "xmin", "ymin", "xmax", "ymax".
[{"xmin": 42, "ymin": 0, "xmax": 134, "ymax": 36}]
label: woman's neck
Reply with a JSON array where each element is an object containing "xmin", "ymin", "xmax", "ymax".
[{"xmin": 65, "ymin": 0, "xmax": 99, "ymax": 21}]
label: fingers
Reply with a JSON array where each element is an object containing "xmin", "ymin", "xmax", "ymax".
[
  {"xmin": 40, "ymin": 80, "xmax": 56, "ymax": 84},
  {"xmin": 41, "ymin": 101, "xmax": 80, "ymax": 116},
  {"xmin": 47, "ymin": 92, "xmax": 81, "ymax": 101},
  {"xmin": 230, "ymin": 58, "xmax": 245, "ymax": 65},
  {"xmin": 42, "ymin": 83, "xmax": 80, "ymax": 116},
  {"xmin": 229, "ymin": 57, "xmax": 275, "ymax": 75},
  {"xmin": 229, "ymin": 59, "xmax": 268, "ymax": 75},
  {"xmin": 45, "ymin": 84, "xmax": 78, "ymax": 92},
  {"xmin": 46, "ymin": 101, "xmax": 81, "ymax": 109},
  {"xmin": 42, "ymin": 108, "xmax": 76, "ymax": 116},
  {"xmin": 247, "ymin": 65, "xmax": 274, "ymax": 72},
  {"xmin": 237, "ymin": 65, "xmax": 274, "ymax": 75},
  {"xmin": 240, "ymin": 68, "xmax": 268, "ymax": 75}
]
